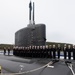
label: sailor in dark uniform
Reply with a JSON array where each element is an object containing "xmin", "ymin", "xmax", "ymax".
[
  {"xmin": 30, "ymin": 46, "xmax": 32, "ymax": 57},
  {"xmin": 36, "ymin": 46, "xmax": 38, "ymax": 58},
  {"xmin": 73, "ymin": 45, "xmax": 75, "ymax": 60},
  {"xmin": 26, "ymin": 47, "xmax": 28, "ymax": 57},
  {"xmin": 38, "ymin": 46, "xmax": 41, "ymax": 58},
  {"xmin": 42, "ymin": 46, "xmax": 45, "ymax": 58},
  {"xmin": 47, "ymin": 45, "xmax": 50, "ymax": 58},
  {"xmin": 13, "ymin": 46, "xmax": 15, "ymax": 55},
  {"xmin": 49, "ymin": 45, "xmax": 52, "ymax": 58},
  {"xmin": 32, "ymin": 46, "xmax": 35, "ymax": 57},
  {"xmin": 27, "ymin": 47, "xmax": 29, "ymax": 57},
  {"xmin": 38, "ymin": 46, "xmax": 40, "ymax": 58},
  {"xmin": 52, "ymin": 45, "xmax": 56, "ymax": 59},
  {"xmin": 14, "ymin": 46, "xmax": 16, "ymax": 56},
  {"xmin": 31, "ymin": 46, "xmax": 33, "ymax": 57},
  {"xmin": 67, "ymin": 45, "xmax": 71, "ymax": 60},
  {"xmin": 15, "ymin": 46, "xmax": 18, "ymax": 56},
  {"xmin": 43, "ymin": 45, "xmax": 46, "ymax": 58},
  {"xmin": 25, "ymin": 47, "xmax": 27, "ymax": 57},
  {"xmin": 22, "ymin": 47, "xmax": 24, "ymax": 57},
  {"xmin": 16, "ymin": 46, "xmax": 20, "ymax": 56},
  {"xmin": 21, "ymin": 47, "xmax": 23, "ymax": 57},
  {"xmin": 31, "ymin": 46, "xmax": 34, "ymax": 57},
  {"xmin": 24, "ymin": 47, "xmax": 26, "ymax": 57},
  {"xmin": 19, "ymin": 47, "xmax": 21, "ymax": 56},
  {"xmin": 8, "ymin": 47, "xmax": 10, "ymax": 56},
  {"xmin": 17, "ymin": 47, "xmax": 19, "ymax": 56},
  {"xmin": 34, "ymin": 46, "xmax": 36, "ymax": 58},
  {"xmin": 39, "ymin": 46, "xmax": 42, "ymax": 58},
  {"xmin": 15, "ymin": 46, "xmax": 17, "ymax": 56},
  {"xmin": 4, "ymin": 47, "xmax": 6, "ymax": 55},
  {"xmin": 28, "ymin": 46, "xmax": 31, "ymax": 57},
  {"xmin": 33, "ymin": 46, "xmax": 36, "ymax": 57},
  {"xmin": 19, "ymin": 47, "xmax": 22, "ymax": 57},
  {"xmin": 45, "ymin": 45, "xmax": 48, "ymax": 58},
  {"xmin": 19, "ymin": 47, "xmax": 21, "ymax": 57},
  {"xmin": 23, "ymin": 47, "xmax": 25, "ymax": 57},
  {"xmin": 64, "ymin": 44, "xmax": 67, "ymax": 59},
  {"xmin": 57, "ymin": 44, "xmax": 61, "ymax": 59}
]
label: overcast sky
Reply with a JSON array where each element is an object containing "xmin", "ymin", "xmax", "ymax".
[{"xmin": 0, "ymin": 0, "xmax": 75, "ymax": 44}]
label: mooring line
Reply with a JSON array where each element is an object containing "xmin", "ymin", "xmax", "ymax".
[{"xmin": 0, "ymin": 60, "xmax": 54, "ymax": 75}]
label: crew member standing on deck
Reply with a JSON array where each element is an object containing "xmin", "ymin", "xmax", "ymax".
[
  {"xmin": 24, "ymin": 47, "xmax": 26, "ymax": 57},
  {"xmin": 15, "ymin": 46, "xmax": 18, "ymax": 56},
  {"xmin": 18, "ymin": 47, "xmax": 20, "ymax": 56},
  {"xmin": 52, "ymin": 45, "xmax": 56, "ymax": 59},
  {"xmin": 42, "ymin": 46, "xmax": 45, "ymax": 58},
  {"xmin": 29, "ymin": 46, "xmax": 31, "ymax": 57},
  {"xmin": 34, "ymin": 46, "xmax": 37, "ymax": 58},
  {"xmin": 22, "ymin": 47, "xmax": 24, "ymax": 57},
  {"xmin": 36, "ymin": 46, "xmax": 38, "ymax": 58},
  {"xmin": 27, "ymin": 47, "xmax": 29, "ymax": 57},
  {"xmin": 37, "ymin": 46, "xmax": 39, "ymax": 58},
  {"xmin": 13, "ymin": 46, "xmax": 16, "ymax": 55},
  {"xmin": 39, "ymin": 46, "xmax": 42, "ymax": 58},
  {"xmin": 44, "ymin": 46, "xmax": 46, "ymax": 58},
  {"xmin": 73, "ymin": 45, "xmax": 75, "ymax": 60},
  {"xmin": 46, "ymin": 45, "xmax": 49, "ymax": 58},
  {"xmin": 32, "ymin": 46, "xmax": 34, "ymax": 57},
  {"xmin": 4, "ymin": 47, "xmax": 6, "ymax": 55},
  {"xmin": 8, "ymin": 47, "xmax": 10, "ymax": 55},
  {"xmin": 64, "ymin": 44, "xmax": 67, "ymax": 59},
  {"xmin": 67, "ymin": 45, "xmax": 71, "ymax": 60},
  {"xmin": 57, "ymin": 44, "xmax": 61, "ymax": 59},
  {"xmin": 49, "ymin": 45, "xmax": 52, "ymax": 58}
]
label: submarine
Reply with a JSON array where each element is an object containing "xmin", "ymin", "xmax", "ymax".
[
  {"xmin": 0, "ymin": 1, "xmax": 75, "ymax": 75},
  {"xmin": 15, "ymin": 1, "xmax": 46, "ymax": 47}
]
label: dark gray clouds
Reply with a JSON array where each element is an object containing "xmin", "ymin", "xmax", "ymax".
[{"xmin": 0, "ymin": 0, "xmax": 75, "ymax": 44}]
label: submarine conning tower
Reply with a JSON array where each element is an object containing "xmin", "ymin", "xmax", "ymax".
[{"xmin": 15, "ymin": 1, "xmax": 46, "ymax": 47}]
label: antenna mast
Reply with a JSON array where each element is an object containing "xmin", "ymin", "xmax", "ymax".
[
  {"xmin": 29, "ymin": 1, "xmax": 32, "ymax": 24},
  {"xmin": 33, "ymin": 2, "xmax": 35, "ymax": 24}
]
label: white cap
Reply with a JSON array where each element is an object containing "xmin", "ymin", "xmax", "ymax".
[
  {"xmin": 46, "ymin": 45, "xmax": 48, "ymax": 49},
  {"xmin": 43, "ymin": 46, "xmax": 45, "ymax": 49},
  {"xmin": 40, "ymin": 46, "xmax": 42, "ymax": 49},
  {"xmin": 58, "ymin": 44, "xmax": 60, "ymax": 47},
  {"xmin": 53, "ymin": 45, "xmax": 55, "ymax": 48},
  {"xmin": 37, "ymin": 46, "xmax": 39, "ymax": 49}
]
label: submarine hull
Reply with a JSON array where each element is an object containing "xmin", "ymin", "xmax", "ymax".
[{"xmin": 0, "ymin": 55, "xmax": 74, "ymax": 75}]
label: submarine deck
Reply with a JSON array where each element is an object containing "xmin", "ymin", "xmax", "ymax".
[{"xmin": 0, "ymin": 54, "xmax": 75, "ymax": 75}]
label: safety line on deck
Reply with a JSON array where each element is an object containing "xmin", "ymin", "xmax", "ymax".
[{"xmin": 0, "ymin": 60, "xmax": 54, "ymax": 75}]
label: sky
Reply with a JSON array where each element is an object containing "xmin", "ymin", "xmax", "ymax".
[{"xmin": 0, "ymin": 0, "xmax": 75, "ymax": 44}]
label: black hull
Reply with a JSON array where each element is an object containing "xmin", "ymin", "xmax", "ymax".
[{"xmin": 0, "ymin": 55, "xmax": 74, "ymax": 75}]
